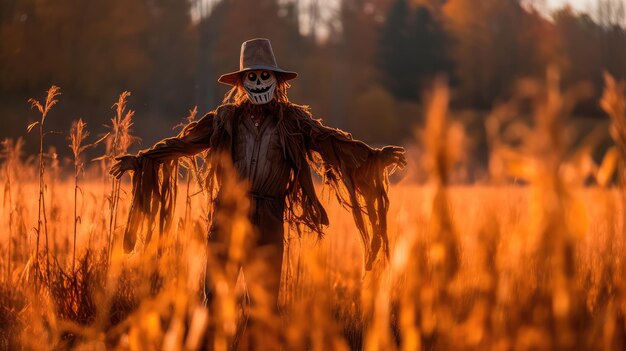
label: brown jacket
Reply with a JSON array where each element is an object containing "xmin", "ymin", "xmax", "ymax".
[{"xmin": 125, "ymin": 101, "xmax": 392, "ymax": 270}]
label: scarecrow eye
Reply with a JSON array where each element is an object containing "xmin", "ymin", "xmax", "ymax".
[
  {"xmin": 261, "ymin": 71, "xmax": 271, "ymax": 80},
  {"xmin": 247, "ymin": 72, "xmax": 257, "ymax": 82}
]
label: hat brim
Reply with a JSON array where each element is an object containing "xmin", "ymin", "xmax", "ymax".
[{"xmin": 218, "ymin": 65, "xmax": 298, "ymax": 86}]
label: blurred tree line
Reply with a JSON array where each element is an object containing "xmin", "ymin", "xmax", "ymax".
[{"xmin": 1, "ymin": 0, "xmax": 625, "ymax": 150}]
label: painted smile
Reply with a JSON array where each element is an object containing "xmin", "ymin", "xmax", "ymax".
[{"xmin": 247, "ymin": 84, "xmax": 274, "ymax": 94}]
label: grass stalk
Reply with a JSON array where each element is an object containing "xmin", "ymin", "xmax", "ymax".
[
  {"xmin": 104, "ymin": 92, "xmax": 136, "ymax": 263},
  {"xmin": 1, "ymin": 139, "xmax": 15, "ymax": 281},
  {"xmin": 69, "ymin": 119, "xmax": 89, "ymax": 272},
  {"xmin": 27, "ymin": 85, "xmax": 60, "ymax": 289}
]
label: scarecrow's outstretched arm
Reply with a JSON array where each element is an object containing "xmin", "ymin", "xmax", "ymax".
[
  {"xmin": 306, "ymin": 119, "xmax": 406, "ymax": 171},
  {"xmin": 112, "ymin": 110, "xmax": 215, "ymax": 252},
  {"xmin": 109, "ymin": 111, "xmax": 215, "ymax": 179},
  {"xmin": 304, "ymin": 113, "xmax": 405, "ymax": 270},
  {"xmin": 138, "ymin": 111, "xmax": 215, "ymax": 162}
]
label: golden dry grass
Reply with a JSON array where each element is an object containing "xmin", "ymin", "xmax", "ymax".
[{"xmin": 0, "ymin": 72, "xmax": 626, "ymax": 350}]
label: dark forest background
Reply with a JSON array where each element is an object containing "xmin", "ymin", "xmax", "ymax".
[{"xmin": 1, "ymin": 0, "xmax": 625, "ymax": 155}]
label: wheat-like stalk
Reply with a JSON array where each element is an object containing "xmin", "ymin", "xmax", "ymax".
[
  {"xmin": 27, "ymin": 85, "xmax": 60, "ymax": 289},
  {"xmin": 69, "ymin": 119, "xmax": 89, "ymax": 272},
  {"xmin": 104, "ymin": 92, "xmax": 137, "ymax": 263},
  {"xmin": 1, "ymin": 139, "xmax": 18, "ymax": 282}
]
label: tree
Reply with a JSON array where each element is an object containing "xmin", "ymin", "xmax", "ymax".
[
  {"xmin": 443, "ymin": 0, "xmax": 559, "ymax": 107},
  {"xmin": 0, "ymin": 0, "xmax": 201, "ymax": 149},
  {"xmin": 377, "ymin": 1, "xmax": 450, "ymax": 101},
  {"xmin": 0, "ymin": 0, "xmax": 153, "ymax": 98},
  {"xmin": 554, "ymin": 7, "xmax": 603, "ymax": 86},
  {"xmin": 143, "ymin": 0, "xmax": 196, "ymax": 118},
  {"xmin": 596, "ymin": 0, "xmax": 625, "ymax": 27}
]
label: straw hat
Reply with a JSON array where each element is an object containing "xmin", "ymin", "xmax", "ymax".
[{"xmin": 218, "ymin": 38, "xmax": 298, "ymax": 86}]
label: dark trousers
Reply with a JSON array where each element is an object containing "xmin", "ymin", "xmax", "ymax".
[{"xmin": 203, "ymin": 194, "xmax": 285, "ymax": 311}]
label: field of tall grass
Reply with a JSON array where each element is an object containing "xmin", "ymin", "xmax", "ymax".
[{"xmin": 1, "ymin": 71, "xmax": 626, "ymax": 350}]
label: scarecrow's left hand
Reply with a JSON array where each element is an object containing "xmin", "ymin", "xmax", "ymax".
[
  {"xmin": 379, "ymin": 146, "xmax": 406, "ymax": 170},
  {"xmin": 109, "ymin": 155, "xmax": 140, "ymax": 179}
]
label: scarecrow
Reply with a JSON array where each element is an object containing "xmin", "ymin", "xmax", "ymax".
[{"xmin": 110, "ymin": 38, "xmax": 406, "ymax": 307}]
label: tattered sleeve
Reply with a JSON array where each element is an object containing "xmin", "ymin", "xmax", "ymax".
[
  {"xmin": 306, "ymin": 117, "xmax": 392, "ymax": 270},
  {"xmin": 123, "ymin": 111, "xmax": 214, "ymax": 252}
]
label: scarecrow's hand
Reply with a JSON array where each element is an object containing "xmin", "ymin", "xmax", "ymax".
[
  {"xmin": 379, "ymin": 146, "xmax": 406, "ymax": 170},
  {"xmin": 109, "ymin": 155, "xmax": 140, "ymax": 179}
]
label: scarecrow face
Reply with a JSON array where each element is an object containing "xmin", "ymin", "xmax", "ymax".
[{"xmin": 243, "ymin": 70, "xmax": 276, "ymax": 104}]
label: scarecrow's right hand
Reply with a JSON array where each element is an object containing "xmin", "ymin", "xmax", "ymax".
[
  {"xmin": 109, "ymin": 155, "xmax": 140, "ymax": 179},
  {"xmin": 379, "ymin": 146, "xmax": 407, "ymax": 170}
]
